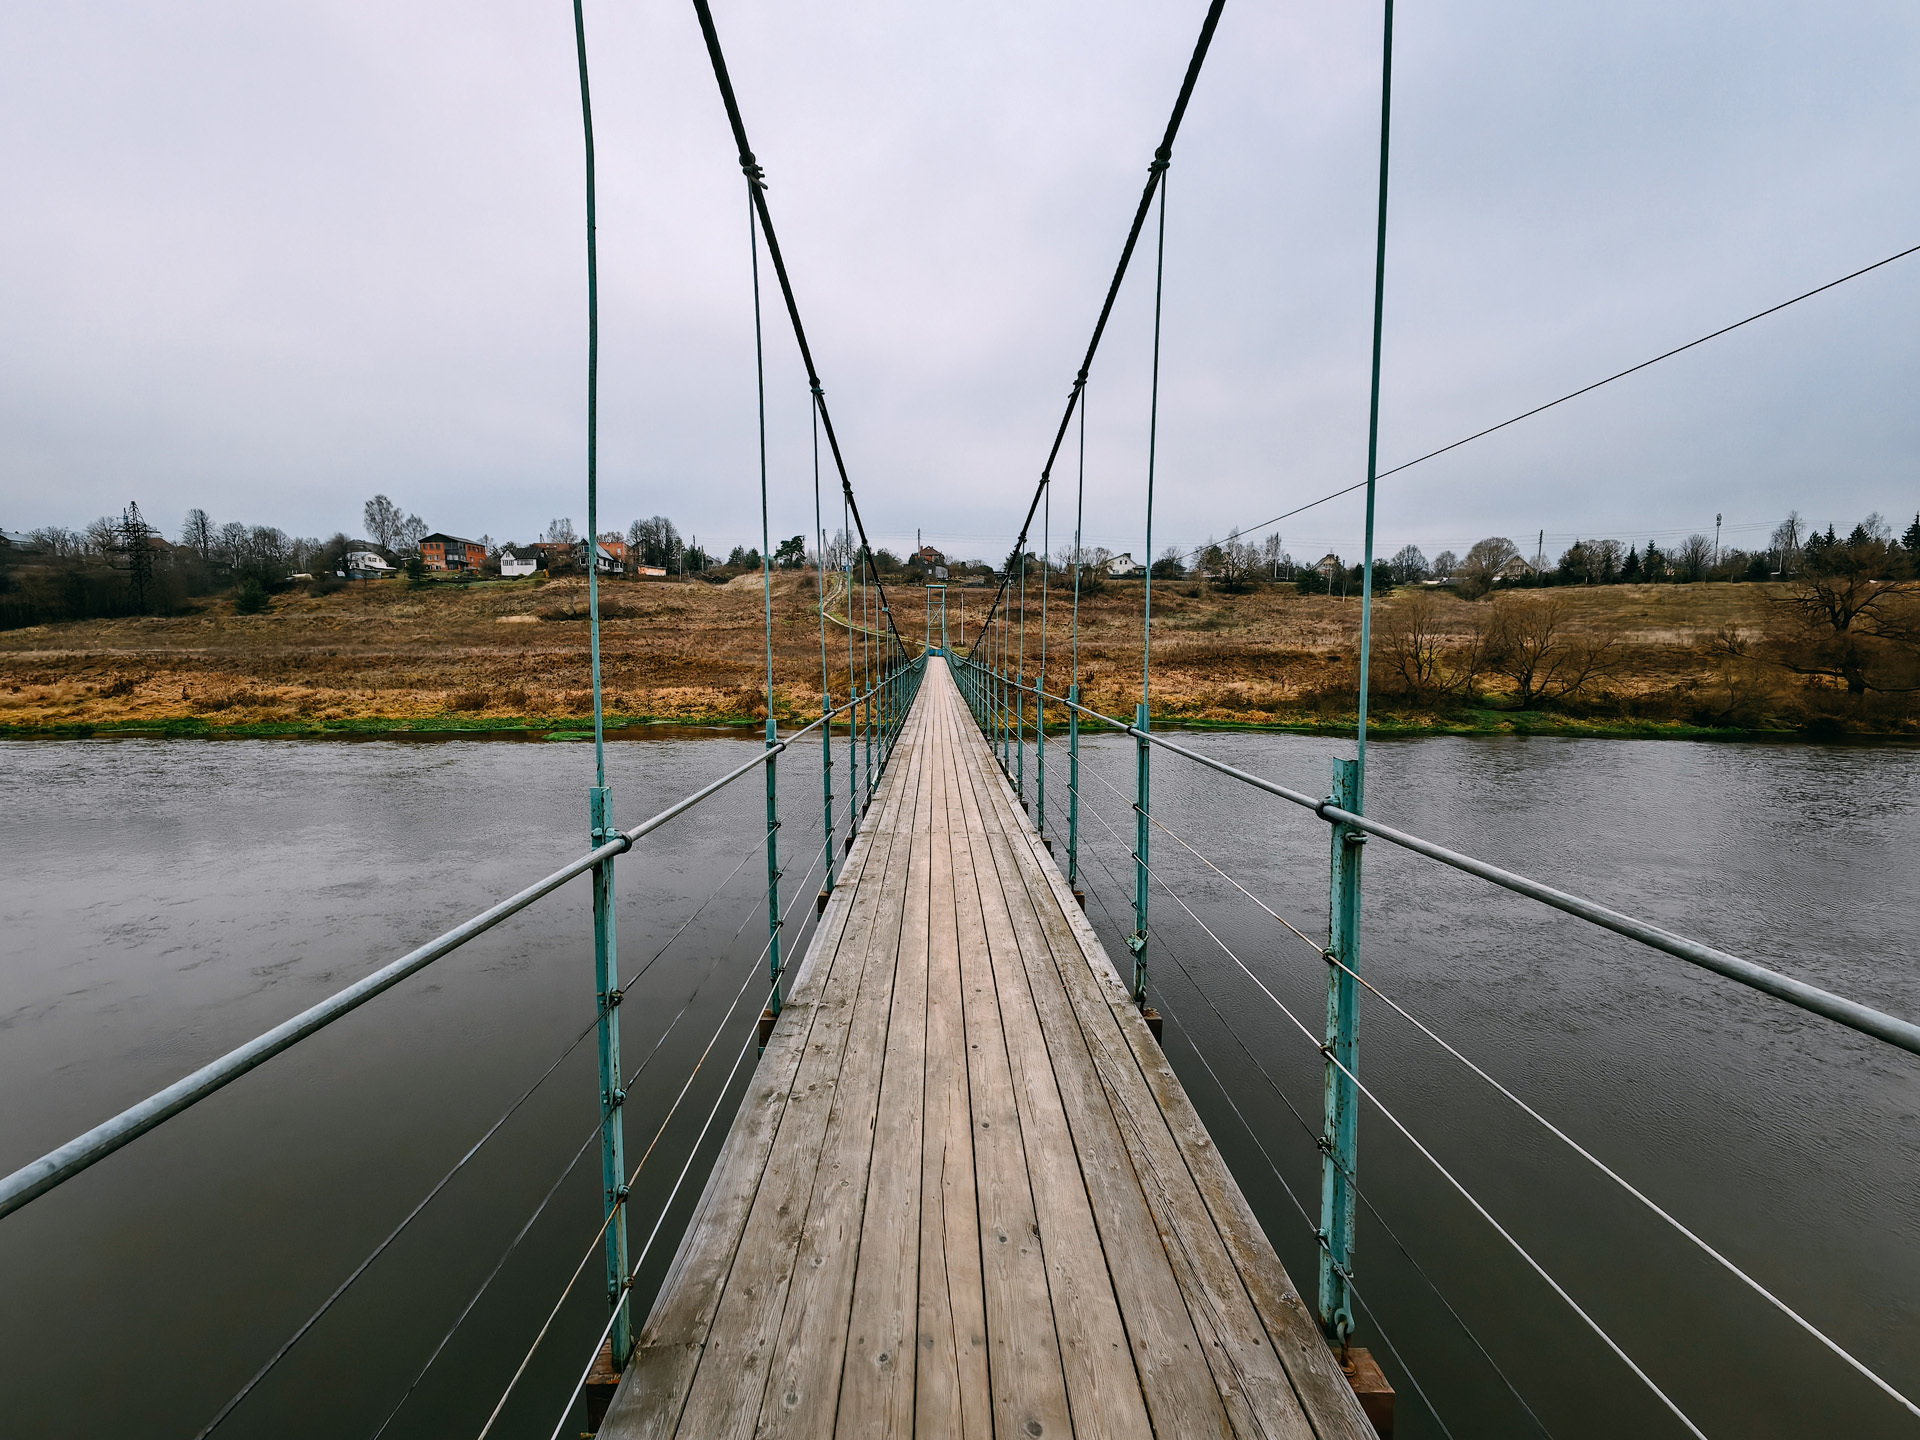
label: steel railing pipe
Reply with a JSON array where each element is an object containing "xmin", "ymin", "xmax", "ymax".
[
  {"xmin": 1003, "ymin": 675, "xmax": 1920, "ymax": 1060},
  {"xmin": 0, "ymin": 692, "xmax": 873, "ymax": 1222}
]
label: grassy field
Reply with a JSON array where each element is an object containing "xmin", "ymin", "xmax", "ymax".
[{"xmin": 0, "ymin": 572, "xmax": 1911, "ymax": 739}]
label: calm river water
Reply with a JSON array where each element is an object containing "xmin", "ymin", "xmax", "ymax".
[{"xmin": 2, "ymin": 730, "xmax": 1916, "ymax": 1438}]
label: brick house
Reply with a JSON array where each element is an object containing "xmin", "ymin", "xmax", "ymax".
[{"xmin": 420, "ymin": 533, "xmax": 487, "ymax": 571}]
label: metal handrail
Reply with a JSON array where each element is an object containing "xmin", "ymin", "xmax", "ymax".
[
  {"xmin": 0, "ymin": 689, "xmax": 877, "ymax": 1221},
  {"xmin": 957, "ymin": 658, "xmax": 1920, "ymax": 1059}
]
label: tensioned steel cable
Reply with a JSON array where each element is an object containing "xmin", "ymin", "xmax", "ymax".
[
  {"xmin": 191, "ymin": 1014, "xmax": 601, "ymax": 1438},
  {"xmin": 470, "ymin": 828, "xmax": 838, "ymax": 1440},
  {"xmin": 1080, "ymin": 766, "xmax": 1920, "ymax": 1419},
  {"xmin": 1181, "ymin": 238, "xmax": 1920, "ymax": 566},
  {"xmin": 1068, "ymin": 789, "xmax": 1706, "ymax": 1434},
  {"xmin": 536, "ymin": 1027, "xmax": 761, "ymax": 1440},
  {"xmin": 965, "ymin": 0, "xmax": 1228, "ymax": 656},
  {"xmin": 1147, "ymin": 931, "xmax": 1553, "ymax": 1439},
  {"xmin": 687, "ymin": 0, "xmax": 904, "ymax": 649},
  {"xmin": 1046, "ymin": 805, "xmax": 1527, "ymax": 1436},
  {"xmin": 509, "ymin": 803, "xmax": 869, "ymax": 1440}
]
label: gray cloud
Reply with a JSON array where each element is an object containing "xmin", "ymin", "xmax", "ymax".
[{"xmin": 3, "ymin": 0, "xmax": 1916, "ymax": 566}]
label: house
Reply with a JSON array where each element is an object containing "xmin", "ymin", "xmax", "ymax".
[
  {"xmin": 499, "ymin": 544, "xmax": 539, "ymax": 578},
  {"xmin": 915, "ymin": 544, "xmax": 947, "ymax": 569},
  {"xmin": 532, "ymin": 541, "xmax": 578, "ymax": 573},
  {"xmin": 632, "ymin": 564, "xmax": 668, "ymax": 578},
  {"xmin": 594, "ymin": 543, "xmax": 623, "ymax": 575},
  {"xmin": 1494, "ymin": 555, "xmax": 1538, "ymax": 582},
  {"xmin": 1102, "ymin": 552, "xmax": 1141, "ymax": 578},
  {"xmin": 0, "ymin": 529, "xmax": 40, "ymax": 553},
  {"xmin": 420, "ymin": 533, "xmax": 487, "ymax": 571},
  {"xmin": 1314, "ymin": 553, "xmax": 1344, "ymax": 580},
  {"xmin": 598, "ymin": 536, "xmax": 631, "ymax": 568},
  {"xmin": 345, "ymin": 550, "xmax": 394, "ymax": 579}
]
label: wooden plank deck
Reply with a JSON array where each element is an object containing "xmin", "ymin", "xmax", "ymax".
[{"xmin": 599, "ymin": 658, "xmax": 1373, "ymax": 1440}]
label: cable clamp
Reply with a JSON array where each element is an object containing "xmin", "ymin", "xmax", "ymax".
[
  {"xmin": 1314, "ymin": 795, "xmax": 1337, "ymax": 821},
  {"xmin": 1321, "ymin": 949, "xmax": 1339, "ymax": 967},
  {"xmin": 615, "ymin": 1184, "xmax": 630, "ymax": 1201},
  {"xmin": 607, "ymin": 1088, "xmax": 626, "ymax": 1109},
  {"xmin": 1342, "ymin": 830, "xmax": 1367, "ymax": 849},
  {"xmin": 740, "ymin": 151, "xmax": 767, "ymax": 188},
  {"xmin": 606, "ymin": 986, "xmax": 624, "ymax": 1008}
]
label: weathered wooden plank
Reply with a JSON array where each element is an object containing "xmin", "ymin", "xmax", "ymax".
[
  {"xmin": 949, "ymin": 699, "xmax": 1241, "ymax": 1440},
  {"xmin": 973, "ymin": 744, "xmax": 1313, "ymax": 1440},
  {"xmin": 829, "ymin": 700, "xmax": 937, "ymax": 1435},
  {"xmin": 985, "ymin": 725, "xmax": 1374, "ymax": 1440},
  {"xmin": 598, "ymin": 719, "xmax": 917, "ymax": 1440},
  {"xmin": 912, "ymin": 696, "xmax": 992, "ymax": 1440},
  {"xmin": 730, "ymin": 706, "xmax": 930, "ymax": 1440},
  {"xmin": 947, "ymin": 695, "xmax": 1076, "ymax": 1440},
  {"xmin": 605, "ymin": 662, "xmax": 1367, "ymax": 1440},
  {"xmin": 613, "ymin": 714, "xmax": 925, "ymax": 1440},
  {"xmin": 945, "ymin": 694, "xmax": 1158, "ymax": 1440}
]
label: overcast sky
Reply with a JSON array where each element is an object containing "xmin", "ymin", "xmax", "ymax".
[{"xmin": 4, "ymin": 0, "xmax": 1916, "ymax": 567}]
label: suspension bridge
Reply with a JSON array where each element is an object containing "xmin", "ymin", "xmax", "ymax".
[{"xmin": 7, "ymin": 0, "xmax": 1919, "ymax": 1436}]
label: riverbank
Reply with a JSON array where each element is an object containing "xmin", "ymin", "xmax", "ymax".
[{"xmin": 3, "ymin": 572, "xmax": 1913, "ymax": 738}]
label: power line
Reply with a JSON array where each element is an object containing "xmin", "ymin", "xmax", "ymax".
[{"xmin": 1198, "ymin": 239, "xmax": 1920, "ymax": 560}]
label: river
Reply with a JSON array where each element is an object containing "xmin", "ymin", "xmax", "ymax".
[{"xmin": 2, "ymin": 729, "xmax": 1915, "ymax": 1438}]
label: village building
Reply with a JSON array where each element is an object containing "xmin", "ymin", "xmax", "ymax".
[
  {"xmin": 499, "ymin": 544, "xmax": 540, "ymax": 578},
  {"xmin": 344, "ymin": 550, "xmax": 394, "ymax": 579},
  {"xmin": 419, "ymin": 533, "xmax": 487, "ymax": 571}
]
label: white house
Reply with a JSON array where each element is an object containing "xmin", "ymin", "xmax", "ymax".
[
  {"xmin": 500, "ymin": 545, "xmax": 539, "ymax": 578},
  {"xmin": 345, "ymin": 550, "xmax": 394, "ymax": 579},
  {"xmin": 1102, "ymin": 551, "xmax": 1140, "ymax": 577}
]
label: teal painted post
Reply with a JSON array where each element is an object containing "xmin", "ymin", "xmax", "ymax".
[
  {"xmin": 864, "ymin": 670, "xmax": 873, "ymax": 809},
  {"xmin": 821, "ymin": 692, "xmax": 835, "ymax": 892},
  {"xmin": 765, "ymin": 716, "xmax": 784, "ymax": 1016},
  {"xmin": 588, "ymin": 785, "xmax": 631, "ymax": 1365},
  {"xmin": 1319, "ymin": 756, "xmax": 1362, "ymax": 1341},
  {"xmin": 1129, "ymin": 702, "xmax": 1150, "ymax": 1001},
  {"xmin": 1015, "ymin": 677, "xmax": 1025, "ymax": 803},
  {"xmin": 1067, "ymin": 684, "xmax": 1080, "ymax": 888},
  {"xmin": 1034, "ymin": 679, "xmax": 1046, "ymax": 835}
]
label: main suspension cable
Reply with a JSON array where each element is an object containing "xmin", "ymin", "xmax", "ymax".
[
  {"xmin": 687, "ymin": 0, "xmax": 905, "ymax": 648},
  {"xmin": 966, "ymin": 0, "xmax": 1228, "ymax": 654}
]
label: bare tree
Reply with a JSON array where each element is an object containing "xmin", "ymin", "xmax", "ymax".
[
  {"xmin": 1484, "ymin": 593, "xmax": 1619, "ymax": 706},
  {"xmin": 1676, "ymin": 533, "xmax": 1714, "ymax": 582},
  {"xmin": 29, "ymin": 526, "xmax": 83, "ymax": 558},
  {"xmin": 1772, "ymin": 528, "xmax": 1920, "ymax": 694},
  {"xmin": 1372, "ymin": 591, "xmax": 1485, "ymax": 700},
  {"xmin": 1209, "ymin": 532, "xmax": 1260, "ymax": 589},
  {"xmin": 1388, "ymin": 543, "xmax": 1427, "ymax": 584},
  {"xmin": 1432, "ymin": 549, "xmax": 1458, "ymax": 580},
  {"xmin": 181, "ymin": 508, "xmax": 213, "ymax": 558},
  {"xmin": 1262, "ymin": 532, "xmax": 1285, "ymax": 578},
  {"xmin": 398, "ymin": 513, "xmax": 428, "ymax": 552},
  {"xmin": 1457, "ymin": 536, "xmax": 1520, "ymax": 598},
  {"xmin": 363, "ymin": 495, "xmax": 402, "ymax": 551},
  {"xmin": 545, "ymin": 517, "xmax": 579, "ymax": 545},
  {"xmin": 84, "ymin": 516, "xmax": 120, "ymax": 556}
]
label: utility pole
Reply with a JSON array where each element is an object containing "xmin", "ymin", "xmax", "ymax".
[{"xmin": 1714, "ymin": 513, "xmax": 1723, "ymax": 569}]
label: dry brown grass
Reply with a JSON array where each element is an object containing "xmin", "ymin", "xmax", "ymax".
[{"xmin": 0, "ymin": 573, "xmax": 1906, "ymax": 732}]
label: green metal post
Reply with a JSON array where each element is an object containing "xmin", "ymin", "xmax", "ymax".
[
  {"xmin": 1067, "ymin": 684, "xmax": 1080, "ymax": 889},
  {"xmin": 765, "ymin": 717, "xmax": 784, "ymax": 1016},
  {"xmin": 1319, "ymin": 756, "xmax": 1362, "ymax": 1342},
  {"xmin": 821, "ymin": 692, "xmax": 835, "ymax": 892},
  {"xmin": 1129, "ymin": 701, "xmax": 1150, "ymax": 1001},
  {"xmin": 589, "ymin": 785, "xmax": 631, "ymax": 1365},
  {"xmin": 1034, "ymin": 678, "xmax": 1045, "ymax": 835}
]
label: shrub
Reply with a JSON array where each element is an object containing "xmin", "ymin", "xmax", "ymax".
[{"xmin": 233, "ymin": 578, "xmax": 271, "ymax": 614}]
